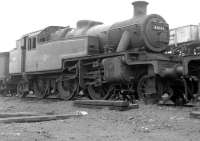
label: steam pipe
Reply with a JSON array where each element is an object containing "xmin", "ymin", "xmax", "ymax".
[{"xmin": 116, "ymin": 31, "xmax": 131, "ymax": 52}]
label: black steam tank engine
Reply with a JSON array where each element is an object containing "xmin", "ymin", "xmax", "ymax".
[{"xmin": 7, "ymin": 1, "xmax": 182, "ymax": 103}]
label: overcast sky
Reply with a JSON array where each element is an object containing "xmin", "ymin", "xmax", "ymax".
[{"xmin": 0, "ymin": 0, "xmax": 200, "ymax": 52}]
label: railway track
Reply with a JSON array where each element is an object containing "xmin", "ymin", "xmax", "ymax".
[{"xmin": 1, "ymin": 92, "xmax": 199, "ymax": 108}]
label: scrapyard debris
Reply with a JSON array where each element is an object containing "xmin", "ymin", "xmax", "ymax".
[
  {"xmin": 128, "ymin": 117, "xmax": 135, "ymax": 120},
  {"xmin": 73, "ymin": 100, "xmax": 139, "ymax": 111},
  {"xmin": 190, "ymin": 111, "xmax": 200, "ymax": 119},
  {"xmin": 169, "ymin": 116, "xmax": 185, "ymax": 121},
  {"xmin": 0, "ymin": 112, "xmax": 41, "ymax": 118},
  {"xmin": 0, "ymin": 111, "xmax": 87, "ymax": 124},
  {"xmin": 73, "ymin": 100, "xmax": 129, "ymax": 107},
  {"xmin": 141, "ymin": 126, "xmax": 150, "ymax": 133},
  {"xmin": 158, "ymin": 99, "xmax": 174, "ymax": 105},
  {"xmin": 1, "ymin": 132, "xmax": 21, "ymax": 136},
  {"xmin": 75, "ymin": 111, "xmax": 88, "ymax": 116}
]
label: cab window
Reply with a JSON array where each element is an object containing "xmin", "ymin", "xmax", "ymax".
[{"xmin": 28, "ymin": 37, "xmax": 36, "ymax": 51}]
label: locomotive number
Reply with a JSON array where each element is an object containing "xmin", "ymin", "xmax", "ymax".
[{"xmin": 152, "ymin": 22, "xmax": 168, "ymax": 31}]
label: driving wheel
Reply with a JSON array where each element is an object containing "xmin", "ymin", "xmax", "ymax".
[
  {"xmin": 137, "ymin": 75, "xmax": 166, "ymax": 103},
  {"xmin": 88, "ymin": 85, "xmax": 110, "ymax": 100},
  {"xmin": 17, "ymin": 81, "xmax": 28, "ymax": 98},
  {"xmin": 58, "ymin": 78, "xmax": 78, "ymax": 100},
  {"xmin": 33, "ymin": 79, "xmax": 48, "ymax": 99}
]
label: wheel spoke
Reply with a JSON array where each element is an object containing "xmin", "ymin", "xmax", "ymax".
[
  {"xmin": 137, "ymin": 75, "xmax": 175, "ymax": 104},
  {"xmin": 88, "ymin": 85, "xmax": 110, "ymax": 100},
  {"xmin": 17, "ymin": 81, "xmax": 28, "ymax": 98},
  {"xmin": 137, "ymin": 75, "xmax": 157, "ymax": 102},
  {"xmin": 58, "ymin": 78, "xmax": 78, "ymax": 100},
  {"xmin": 106, "ymin": 84, "xmax": 121, "ymax": 101},
  {"xmin": 33, "ymin": 80, "xmax": 48, "ymax": 99}
]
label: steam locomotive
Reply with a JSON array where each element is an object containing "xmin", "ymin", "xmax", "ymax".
[{"xmin": 0, "ymin": 1, "xmax": 187, "ymax": 104}]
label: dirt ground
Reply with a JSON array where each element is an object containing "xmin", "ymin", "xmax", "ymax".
[{"xmin": 0, "ymin": 96, "xmax": 199, "ymax": 141}]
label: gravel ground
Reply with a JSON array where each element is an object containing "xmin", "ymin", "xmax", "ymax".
[{"xmin": 0, "ymin": 96, "xmax": 199, "ymax": 141}]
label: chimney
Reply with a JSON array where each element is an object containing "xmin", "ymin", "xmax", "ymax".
[{"xmin": 132, "ymin": 1, "xmax": 148, "ymax": 17}]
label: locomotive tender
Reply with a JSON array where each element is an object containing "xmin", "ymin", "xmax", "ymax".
[{"xmin": 0, "ymin": 1, "xmax": 185, "ymax": 103}]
